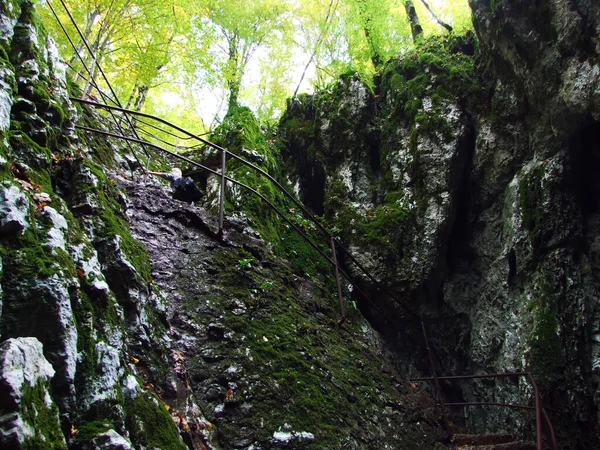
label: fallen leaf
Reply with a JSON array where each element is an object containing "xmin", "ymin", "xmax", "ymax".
[
  {"xmin": 33, "ymin": 192, "xmax": 52, "ymax": 203},
  {"xmin": 128, "ymin": 354, "xmax": 140, "ymax": 364},
  {"xmin": 16, "ymin": 179, "xmax": 35, "ymax": 191},
  {"xmin": 197, "ymin": 421, "xmax": 213, "ymax": 431}
]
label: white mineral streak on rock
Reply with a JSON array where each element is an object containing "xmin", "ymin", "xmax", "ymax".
[
  {"xmin": 341, "ymin": 78, "xmax": 369, "ymax": 116},
  {"xmin": 46, "ymin": 37, "xmax": 67, "ymax": 90},
  {"xmin": 0, "ymin": 67, "xmax": 14, "ymax": 132},
  {"xmin": 225, "ymin": 365, "xmax": 240, "ymax": 374},
  {"xmin": 0, "ymin": 0, "xmax": 19, "ymax": 47},
  {"xmin": 122, "ymin": 374, "xmax": 140, "ymax": 400},
  {"xmin": 560, "ymin": 60, "xmax": 600, "ymax": 118},
  {"xmin": 273, "ymin": 429, "xmax": 315, "ymax": 443},
  {"xmin": 16, "ymin": 58, "xmax": 39, "ymax": 84},
  {"xmin": 43, "ymin": 274, "xmax": 78, "ymax": 389},
  {"xmin": 90, "ymin": 342, "xmax": 123, "ymax": 404},
  {"xmin": 92, "ymin": 429, "xmax": 134, "ymax": 450},
  {"xmin": 71, "ymin": 242, "xmax": 105, "ymax": 281},
  {"xmin": 0, "ymin": 185, "xmax": 30, "ymax": 235},
  {"xmin": 32, "ymin": 192, "xmax": 51, "ymax": 203},
  {"xmin": 0, "ymin": 337, "xmax": 55, "ymax": 395},
  {"xmin": 0, "ymin": 338, "xmax": 58, "ymax": 445},
  {"xmin": 43, "ymin": 206, "xmax": 68, "ymax": 251}
]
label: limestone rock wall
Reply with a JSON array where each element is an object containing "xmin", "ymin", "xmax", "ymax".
[
  {"xmin": 279, "ymin": 1, "xmax": 600, "ymax": 448},
  {"xmin": 0, "ymin": 2, "xmax": 446, "ymax": 449}
]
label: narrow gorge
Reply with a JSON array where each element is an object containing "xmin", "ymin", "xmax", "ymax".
[{"xmin": 1, "ymin": 0, "xmax": 599, "ymax": 449}]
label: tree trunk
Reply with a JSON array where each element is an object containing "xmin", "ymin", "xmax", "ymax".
[
  {"xmin": 82, "ymin": 60, "xmax": 98, "ymax": 98},
  {"xmin": 403, "ymin": 0, "xmax": 423, "ymax": 43},
  {"xmin": 69, "ymin": 10, "xmax": 99, "ymax": 68},
  {"xmin": 227, "ymin": 79, "xmax": 241, "ymax": 112},
  {"xmin": 124, "ymin": 78, "xmax": 140, "ymax": 111},
  {"xmin": 355, "ymin": 0, "xmax": 384, "ymax": 70},
  {"xmin": 226, "ymin": 35, "xmax": 242, "ymax": 113},
  {"xmin": 133, "ymin": 84, "xmax": 149, "ymax": 111}
]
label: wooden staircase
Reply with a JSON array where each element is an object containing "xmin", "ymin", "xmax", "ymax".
[{"xmin": 449, "ymin": 434, "xmax": 537, "ymax": 450}]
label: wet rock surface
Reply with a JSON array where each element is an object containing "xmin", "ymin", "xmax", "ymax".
[{"xmin": 123, "ymin": 178, "xmax": 444, "ymax": 449}]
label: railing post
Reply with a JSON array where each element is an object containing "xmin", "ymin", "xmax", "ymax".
[
  {"xmin": 330, "ymin": 237, "xmax": 345, "ymax": 323},
  {"xmin": 528, "ymin": 374, "xmax": 544, "ymax": 450},
  {"xmin": 218, "ymin": 148, "xmax": 226, "ymax": 236},
  {"xmin": 144, "ymin": 156, "xmax": 151, "ymax": 181},
  {"xmin": 421, "ymin": 321, "xmax": 448, "ymax": 431},
  {"xmin": 541, "ymin": 404, "xmax": 559, "ymax": 450}
]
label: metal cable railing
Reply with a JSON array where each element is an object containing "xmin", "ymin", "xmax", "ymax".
[
  {"xmin": 410, "ymin": 372, "xmax": 559, "ymax": 450},
  {"xmin": 43, "ymin": 2, "xmax": 559, "ymax": 446},
  {"xmin": 47, "ymin": 0, "xmax": 151, "ymax": 167}
]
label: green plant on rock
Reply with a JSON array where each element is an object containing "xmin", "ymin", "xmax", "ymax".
[
  {"xmin": 527, "ymin": 287, "xmax": 564, "ymax": 383},
  {"xmin": 519, "ymin": 165, "xmax": 545, "ymax": 246},
  {"xmin": 124, "ymin": 393, "xmax": 186, "ymax": 450},
  {"xmin": 239, "ymin": 257, "xmax": 254, "ymax": 268},
  {"xmin": 21, "ymin": 380, "xmax": 67, "ymax": 450}
]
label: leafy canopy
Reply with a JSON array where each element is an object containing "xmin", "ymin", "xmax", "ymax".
[{"xmin": 39, "ymin": 0, "xmax": 472, "ymax": 123}]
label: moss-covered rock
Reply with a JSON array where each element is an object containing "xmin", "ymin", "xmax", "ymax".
[{"xmin": 0, "ymin": 337, "xmax": 66, "ymax": 450}]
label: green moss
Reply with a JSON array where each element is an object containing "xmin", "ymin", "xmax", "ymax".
[
  {"xmin": 72, "ymin": 290, "xmax": 99, "ymax": 392},
  {"xmin": 9, "ymin": 131, "xmax": 53, "ymax": 182},
  {"xmin": 71, "ymin": 420, "xmax": 112, "ymax": 444},
  {"xmin": 196, "ymin": 249, "xmax": 409, "ymax": 448},
  {"xmin": 77, "ymin": 109, "xmax": 117, "ymax": 168},
  {"xmin": 0, "ymin": 43, "xmax": 16, "ymax": 78},
  {"xmin": 490, "ymin": 0, "xmax": 502, "ymax": 15},
  {"xmin": 359, "ymin": 202, "xmax": 411, "ymax": 248},
  {"xmin": 2, "ymin": 219, "xmax": 75, "ymax": 281},
  {"xmin": 527, "ymin": 288, "xmax": 564, "ymax": 383},
  {"xmin": 380, "ymin": 33, "xmax": 480, "ymax": 122},
  {"xmin": 124, "ymin": 393, "xmax": 186, "ymax": 450},
  {"xmin": 21, "ymin": 380, "xmax": 67, "ymax": 450},
  {"xmin": 211, "ymin": 106, "xmax": 335, "ymax": 280},
  {"xmin": 99, "ymin": 206, "xmax": 152, "ymax": 282},
  {"xmin": 518, "ymin": 165, "xmax": 545, "ymax": 244}
]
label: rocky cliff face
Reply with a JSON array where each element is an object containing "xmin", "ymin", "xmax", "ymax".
[
  {"xmin": 3, "ymin": 0, "xmax": 600, "ymax": 449},
  {"xmin": 280, "ymin": 0, "xmax": 600, "ymax": 448},
  {"xmin": 0, "ymin": 1, "xmax": 445, "ymax": 449}
]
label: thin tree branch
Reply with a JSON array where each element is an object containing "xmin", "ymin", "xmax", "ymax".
[
  {"xmin": 419, "ymin": 0, "xmax": 452, "ymax": 32},
  {"xmin": 293, "ymin": 0, "xmax": 338, "ymax": 98}
]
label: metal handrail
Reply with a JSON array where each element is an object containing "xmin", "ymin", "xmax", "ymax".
[
  {"xmin": 45, "ymin": 0, "xmax": 149, "ymax": 172},
  {"xmin": 71, "ymin": 97, "xmax": 446, "ymax": 420},
  {"xmin": 74, "ymin": 123, "xmax": 380, "ymax": 315},
  {"xmin": 410, "ymin": 372, "xmax": 558, "ymax": 450},
  {"xmin": 71, "ymin": 99, "xmax": 422, "ymax": 316}
]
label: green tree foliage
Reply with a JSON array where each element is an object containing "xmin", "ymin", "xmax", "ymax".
[
  {"xmin": 40, "ymin": 0, "xmax": 186, "ymax": 107},
  {"xmin": 189, "ymin": 0, "xmax": 294, "ymax": 115},
  {"xmin": 39, "ymin": 0, "xmax": 473, "ymax": 123}
]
